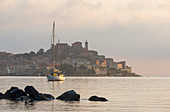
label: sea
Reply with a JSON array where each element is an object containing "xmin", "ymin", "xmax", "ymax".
[{"xmin": 0, "ymin": 76, "xmax": 170, "ymax": 112}]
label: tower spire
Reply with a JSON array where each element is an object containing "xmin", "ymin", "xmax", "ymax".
[{"xmin": 85, "ymin": 40, "xmax": 88, "ymax": 50}]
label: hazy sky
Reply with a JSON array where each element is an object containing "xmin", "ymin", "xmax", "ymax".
[{"xmin": 0, "ymin": 0, "xmax": 170, "ymax": 76}]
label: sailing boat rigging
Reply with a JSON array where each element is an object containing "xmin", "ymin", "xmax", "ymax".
[{"xmin": 47, "ymin": 21, "xmax": 65, "ymax": 81}]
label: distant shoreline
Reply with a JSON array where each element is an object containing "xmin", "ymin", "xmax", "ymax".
[{"xmin": 0, "ymin": 74, "xmax": 141, "ymax": 77}]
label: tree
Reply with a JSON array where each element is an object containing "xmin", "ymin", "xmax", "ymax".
[
  {"xmin": 87, "ymin": 69, "xmax": 91, "ymax": 74},
  {"xmin": 91, "ymin": 67, "xmax": 96, "ymax": 74},
  {"xmin": 79, "ymin": 65, "xmax": 87, "ymax": 70},
  {"xmin": 29, "ymin": 51, "xmax": 36, "ymax": 56},
  {"xmin": 87, "ymin": 68, "xmax": 96, "ymax": 74},
  {"xmin": 37, "ymin": 48, "xmax": 44, "ymax": 55},
  {"xmin": 58, "ymin": 64, "xmax": 75, "ymax": 75}
]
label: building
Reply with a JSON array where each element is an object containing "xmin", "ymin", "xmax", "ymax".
[
  {"xmin": 98, "ymin": 55, "xmax": 105, "ymax": 60},
  {"xmin": 95, "ymin": 68, "xmax": 107, "ymax": 75},
  {"xmin": 12, "ymin": 62, "xmax": 37, "ymax": 75},
  {"xmin": 122, "ymin": 66, "xmax": 132, "ymax": 73},
  {"xmin": 72, "ymin": 42, "xmax": 83, "ymax": 51},
  {"xmin": 101, "ymin": 61, "xmax": 107, "ymax": 67},
  {"xmin": 0, "ymin": 52, "xmax": 13, "ymax": 60},
  {"xmin": 116, "ymin": 61, "xmax": 126, "ymax": 70},
  {"xmin": 107, "ymin": 62, "xmax": 116, "ymax": 69},
  {"xmin": 62, "ymin": 58, "xmax": 91, "ymax": 67},
  {"xmin": 81, "ymin": 50, "xmax": 98, "ymax": 57},
  {"xmin": 55, "ymin": 43, "xmax": 70, "ymax": 53}
]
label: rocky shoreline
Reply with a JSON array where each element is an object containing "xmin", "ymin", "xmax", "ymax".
[{"xmin": 0, "ymin": 86, "xmax": 108, "ymax": 104}]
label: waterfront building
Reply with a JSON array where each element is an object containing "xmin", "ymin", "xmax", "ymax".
[
  {"xmin": 116, "ymin": 61, "xmax": 126, "ymax": 70},
  {"xmin": 123, "ymin": 66, "xmax": 132, "ymax": 73},
  {"xmin": 95, "ymin": 68, "xmax": 107, "ymax": 75}
]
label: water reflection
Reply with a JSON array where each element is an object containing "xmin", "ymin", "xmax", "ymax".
[
  {"xmin": 5, "ymin": 100, "xmax": 36, "ymax": 111},
  {"xmin": 24, "ymin": 101, "xmax": 35, "ymax": 110},
  {"xmin": 48, "ymin": 81, "xmax": 64, "ymax": 90}
]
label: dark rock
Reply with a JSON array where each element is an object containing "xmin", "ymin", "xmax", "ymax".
[
  {"xmin": 34, "ymin": 93, "xmax": 55, "ymax": 101},
  {"xmin": 16, "ymin": 96, "xmax": 34, "ymax": 105},
  {"xmin": 56, "ymin": 90, "xmax": 80, "ymax": 101},
  {"xmin": 16, "ymin": 96, "xmax": 32, "ymax": 101},
  {"xmin": 88, "ymin": 96, "xmax": 108, "ymax": 101},
  {"xmin": 25, "ymin": 86, "xmax": 39, "ymax": 98},
  {"xmin": 25, "ymin": 86, "xmax": 54, "ymax": 101},
  {"xmin": 10, "ymin": 89, "xmax": 27, "ymax": 100},
  {"xmin": 4, "ymin": 87, "xmax": 19, "ymax": 98},
  {"xmin": 0, "ymin": 92, "xmax": 5, "ymax": 99},
  {"xmin": 4, "ymin": 87, "xmax": 27, "ymax": 100}
]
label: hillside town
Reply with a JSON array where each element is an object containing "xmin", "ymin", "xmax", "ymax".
[{"xmin": 0, "ymin": 41, "xmax": 139, "ymax": 76}]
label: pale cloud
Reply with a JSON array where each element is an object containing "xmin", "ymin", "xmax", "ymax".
[{"xmin": 1, "ymin": 0, "xmax": 170, "ymax": 28}]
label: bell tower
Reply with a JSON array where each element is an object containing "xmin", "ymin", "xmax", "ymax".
[{"xmin": 85, "ymin": 40, "xmax": 88, "ymax": 50}]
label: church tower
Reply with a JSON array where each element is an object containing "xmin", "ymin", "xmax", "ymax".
[{"xmin": 85, "ymin": 40, "xmax": 88, "ymax": 50}]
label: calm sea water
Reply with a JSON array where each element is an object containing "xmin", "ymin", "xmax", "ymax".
[{"xmin": 0, "ymin": 76, "xmax": 170, "ymax": 112}]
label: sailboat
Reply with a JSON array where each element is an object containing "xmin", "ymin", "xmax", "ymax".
[{"xmin": 47, "ymin": 21, "xmax": 65, "ymax": 81}]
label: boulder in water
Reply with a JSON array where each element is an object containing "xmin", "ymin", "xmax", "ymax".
[
  {"xmin": 16, "ymin": 96, "xmax": 32, "ymax": 101},
  {"xmin": 34, "ymin": 93, "xmax": 55, "ymax": 101},
  {"xmin": 0, "ymin": 92, "xmax": 5, "ymax": 99},
  {"xmin": 4, "ymin": 87, "xmax": 27, "ymax": 100},
  {"xmin": 88, "ymin": 96, "xmax": 108, "ymax": 101},
  {"xmin": 5, "ymin": 87, "xmax": 19, "ymax": 98},
  {"xmin": 25, "ymin": 86, "xmax": 54, "ymax": 101},
  {"xmin": 24, "ymin": 86, "xmax": 39, "ymax": 98},
  {"xmin": 56, "ymin": 90, "xmax": 80, "ymax": 101}
]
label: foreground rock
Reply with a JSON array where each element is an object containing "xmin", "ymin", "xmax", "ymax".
[
  {"xmin": 0, "ymin": 86, "xmax": 54, "ymax": 102},
  {"xmin": 56, "ymin": 90, "xmax": 80, "ymax": 101},
  {"xmin": 4, "ymin": 87, "xmax": 27, "ymax": 100},
  {"xmin": 88, "ymin": 96, "xmax": 108, "ymax": 101},
  {"xmin": 0, "ymin": 92, "xmax": 6, "ymax": 99},
  {"xmin": 16, "ymin": 96, "xmax": 32, "ymax": 102},
  {"xmin": 25, "ymin": 86, "xmax": 54, "ymax": 101}
]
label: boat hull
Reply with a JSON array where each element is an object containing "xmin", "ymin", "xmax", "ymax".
[{"xmin": 47, "ymin": 75, "xmax": 65, "ymax": 81}]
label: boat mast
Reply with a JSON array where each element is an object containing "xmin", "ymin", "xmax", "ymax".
[
  {"xmin": 53, "ymin": 21, "xmax": 55, "ymax": 68},
  {"xmin": 58, "ymin": 39, "xmax": 60, "ymax": 66}
]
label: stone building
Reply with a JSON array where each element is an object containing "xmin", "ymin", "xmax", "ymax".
[
  {"xmin": 71, "ymin": 42, "xmax": 83, "ymax": 51},
  {"xmin": 55, "ymin": 43, "xmax": 70, "ymax": 53},
  {"xmin": 116, "ymin": 61, "xmax": 126, "ymax": 70}
]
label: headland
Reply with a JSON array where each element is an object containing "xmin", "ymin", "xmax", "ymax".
[{"xmin": 0, "ymin": 41, "xmax": 140, "ymax": 77}]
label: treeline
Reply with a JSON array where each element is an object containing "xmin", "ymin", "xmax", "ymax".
[{"xmin": 56, "ymin": 64, "xmax": 96, "ymax": 75}]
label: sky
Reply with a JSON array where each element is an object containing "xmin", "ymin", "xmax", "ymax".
[{"xmin": 0, "ymin": 0, "xmax": 170, "ymax": 76}]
